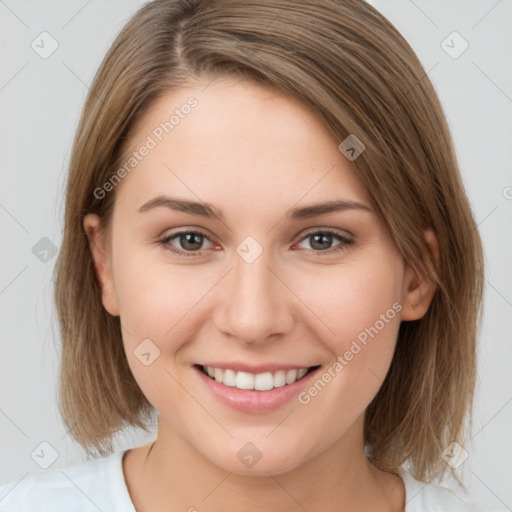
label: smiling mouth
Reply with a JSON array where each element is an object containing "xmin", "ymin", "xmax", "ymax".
[{"xmin": 195, "ymin": 364, "xmax": 321, "ymax": 391}]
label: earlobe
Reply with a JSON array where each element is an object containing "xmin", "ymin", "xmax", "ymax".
[
  {"xmin": 83, "ymin": 213, "xmax": 120, "ymax": 317},
  {"xmin": 400, "ymin": 229, "xmax": 439, "ymax": 321}
]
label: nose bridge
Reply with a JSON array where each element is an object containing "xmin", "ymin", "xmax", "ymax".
[{"xmin": 214, "ymin": 239, "xmax": 293, "ymax": 344}]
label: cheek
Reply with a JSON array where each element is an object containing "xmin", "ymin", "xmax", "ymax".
[
  {"xmin": 114, "ymin": 243, "xmax": 403, "ymax": 355},
  {"xmin": 294, "ymin": 257, "xmax": 403, "ymax": 349},
  {"xmin": 112, "ymin": 252, "xmax": 212, "ymax": 410},
  {"xmin": 343, "ymin": 269, "xmax": 401, "ymax": 350},
  {"xmin": 295, "ymin": 259, "xmax": 403, "ymax": 398},
  {"xmin": 112, "ymin": 249, "xmax": 219, "ymax": 376},
  {"xmin": 113, "ymin": 244, "xmax": 208, "ymax": 332},
  {"xmin": 294, "ymin": 263, "xmax": 403, "ymax": 425}
]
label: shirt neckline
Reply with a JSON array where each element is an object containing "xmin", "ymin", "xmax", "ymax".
[
  {"xmin": 110, "ymin": 448, "xmax": 423, "ymax": 511},
  {"xmin": 109, "ymin": 449, "xmax": 137, "ymax": 511}
]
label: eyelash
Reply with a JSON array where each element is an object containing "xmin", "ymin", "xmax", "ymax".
[{"xmin": 157, "ymin": 229, "xmax": 354, "ymax": 258}]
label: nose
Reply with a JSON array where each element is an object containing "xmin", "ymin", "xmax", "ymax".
[{"xmin": 213, "ymin": 245, "xmax": 295, "ymax": 346}]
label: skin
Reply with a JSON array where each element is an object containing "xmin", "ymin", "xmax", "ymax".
[{"xmin": 84, "ymin": 76, "xmax": 437, "ymax": 512}]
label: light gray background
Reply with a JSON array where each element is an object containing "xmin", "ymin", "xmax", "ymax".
[{"xmin": 1, "ymin": 0, "xmax": 511, "ymax": 509}]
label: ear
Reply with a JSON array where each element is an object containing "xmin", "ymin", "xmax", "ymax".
[
  {"xmin": 400, "ymin": 229, "xmax": 439, "ymax": 321},
  {"xmin": 83, "ymin": 213, "xmax": 120, "ymax": 317}
]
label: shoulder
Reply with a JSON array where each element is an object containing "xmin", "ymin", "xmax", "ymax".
[
  {"xmin": 399, "ymin": 468, "xmax": 492, "ymax": 512},
  {"xmin": 0, "ymin": 449, "xmax": 135, "ymax": 512}
]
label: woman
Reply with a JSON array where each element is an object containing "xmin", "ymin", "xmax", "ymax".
[{"xmin": 0, "ymin": 0, "xmax": 486, "ymax": 510}]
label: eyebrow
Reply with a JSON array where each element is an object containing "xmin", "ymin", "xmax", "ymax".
[{"xmin": 137, "ymin": 195, "xmax": 373, "ymax": 221}]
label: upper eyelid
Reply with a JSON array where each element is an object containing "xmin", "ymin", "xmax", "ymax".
[{"xmin": 160, "ymin": 227, "xmax": 353, "ymax": 248}]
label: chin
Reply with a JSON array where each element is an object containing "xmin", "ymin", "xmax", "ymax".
[{"xmin": 208, "ymin": 445, "xmax": 306, "ymax": 477}]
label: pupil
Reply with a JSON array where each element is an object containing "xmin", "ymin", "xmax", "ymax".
[
  {"xmin": 179, "ymin": 233, "xmax": 334, "ymax": 252},
  {"xmin": 182, "ymin": 233, "xmax": 202, "ymax": 251},
  {"xmin": 311, "ymin": 233, "xmax": 332, "ymax": 250}
]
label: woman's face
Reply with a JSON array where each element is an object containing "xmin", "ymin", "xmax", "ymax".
[{"xmin": 85, "ymin": 77, "xmax": 428, "ymax": 475}]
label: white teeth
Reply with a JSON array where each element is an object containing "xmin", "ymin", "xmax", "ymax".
[
  {"xmin": 236, "ymin": 371, "xmax": 254, "ymax": 390},
  {"xmin": 202, "ymin": 365, "xmax": 313, "ymax": 391},
  {"xmin": 273, "ymin": 370, "xmax": 286, "ymax": 388},
  {"xmin": 254, "ymin": 372, "xmax": 273, "ymax": 391},
  {"xmin": 223, "ymin": 369, "xmax": 237, "ymax": 387},
  {"xmin": 285, "ymin": 369, "xmax": 297, "ymax": 384}
]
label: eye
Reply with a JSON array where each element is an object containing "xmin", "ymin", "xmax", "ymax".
[
  {"xmin": 158, "ymin": 230, "xmax": 214, "ymax": 257},
  {"xmin": 296, "ymin": 229, "xmax": 353, "ymax": 255},
  {"xmin": 158, "ymin": 228, "xmax": 353, "ymax": 257}
]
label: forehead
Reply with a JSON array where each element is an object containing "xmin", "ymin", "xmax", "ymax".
[{"xmin": 113, "ymin": 78, "xmax": 372, "ymax": 218}]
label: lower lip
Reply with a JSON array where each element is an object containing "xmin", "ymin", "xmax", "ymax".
[{"xmin": 193, "ymin": 365, "xmax": 321, "ymax": 414}]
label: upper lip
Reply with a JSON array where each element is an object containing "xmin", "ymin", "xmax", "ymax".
[{"xmin": 195, "ymin": 362, "xmax": 320, "ymax": 373}]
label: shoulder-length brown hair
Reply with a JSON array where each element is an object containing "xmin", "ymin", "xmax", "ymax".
[{"xmin": 53, "ymin": 0, "xmax": 484, "ymax": 484}]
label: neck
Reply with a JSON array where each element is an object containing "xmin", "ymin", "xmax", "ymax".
[{"xmin": 125, "ymin": 415, "xmax": 404, "ymax": 512}]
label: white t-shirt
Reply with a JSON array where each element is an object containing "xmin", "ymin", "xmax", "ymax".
[{"xmin": 0, "ymin": 448, "xmax": 489, "ymax": 511}]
